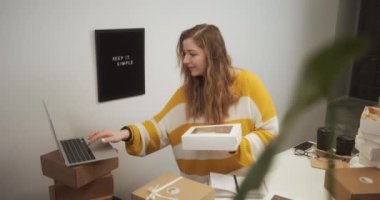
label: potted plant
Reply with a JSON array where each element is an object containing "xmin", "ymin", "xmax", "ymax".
[{"xmin": 235, "ymin": 37, "xmax": 369, "ymax": 200}]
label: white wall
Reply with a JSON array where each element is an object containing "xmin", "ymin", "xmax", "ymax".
[{"xmin": 0, "ymin": 0, "xmax": 342, "ymax": 199}]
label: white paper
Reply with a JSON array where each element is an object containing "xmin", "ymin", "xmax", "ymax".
[
  {"xmin": 356, "ymin": 133, "xmax": 380, "ymax": 161},
  {"xmin": 209, "ymin": 172, "xmax": 267, "ymax": 199}
]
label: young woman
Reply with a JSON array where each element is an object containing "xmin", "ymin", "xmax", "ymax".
[{"xmin": 88, "ymin": 24, "xmax": 279, "ymax": 183}]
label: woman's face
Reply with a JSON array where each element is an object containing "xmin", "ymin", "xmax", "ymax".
[{"xmin": 182, "ymin": 38, "xmax": 207, "ymax": 77}]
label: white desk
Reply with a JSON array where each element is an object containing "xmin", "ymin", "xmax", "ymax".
[
  {"xmin": 263, "ymin": 148, "xmax": 330, "ymax": 200},
  {"xmin": 217, "ymin": 147, "xmax": 362, "ymax": 200}
]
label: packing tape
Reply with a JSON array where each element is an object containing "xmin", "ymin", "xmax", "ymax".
[{"xmin": 146, "ymin": 176, "xmax": 183, "ymax": 200}]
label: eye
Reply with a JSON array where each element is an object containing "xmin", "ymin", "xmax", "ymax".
[
  {"xmin": 183, "ymin": 51, "xmax": 197, "ymax": 58},
  {"xmin": 190, "ymin": 52, "xmax": 198, "ymax": 57}
]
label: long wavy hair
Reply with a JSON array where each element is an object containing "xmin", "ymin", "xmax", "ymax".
[{"xmin": 176, "ymin": 24, "xmax": 238, "ymax": 124}]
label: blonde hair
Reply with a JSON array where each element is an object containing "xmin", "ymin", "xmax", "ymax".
[{"xmin": 176, "ymin": 24, "xmax": 238, "ymax": 124}]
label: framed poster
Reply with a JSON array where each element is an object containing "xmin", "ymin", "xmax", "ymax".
[{"xmin": 95, "ymin": 28, "xmax": 145, "ymax": 102}]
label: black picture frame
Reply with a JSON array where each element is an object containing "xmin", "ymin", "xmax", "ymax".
[{"xmin": 95, "ymin": 28, "xmax": 145, "ymax": 102}]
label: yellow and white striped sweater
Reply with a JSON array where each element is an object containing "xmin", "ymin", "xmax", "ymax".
[{"xmin": 125, "ymin": 69, "xmax": 279, "ymax": 183}]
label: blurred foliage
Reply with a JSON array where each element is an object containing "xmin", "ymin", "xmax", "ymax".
[{"xmin": 235, "ymin": 37, "xmax": 369, "ymax": 200}]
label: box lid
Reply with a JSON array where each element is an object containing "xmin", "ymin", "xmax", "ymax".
[
  {"xmin": 132, "ymin": 173, "xmax": 214, "ymax": 200},
  {"xmin": 182, "ymin": 124, "xmax": 242, "ymax": 151}
]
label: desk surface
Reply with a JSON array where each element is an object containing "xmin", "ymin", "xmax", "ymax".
[
  {"xmin": 218, "ymin": 146, "xmax": 362, "ymax": 200},
  {"xmin": 264, "ymin": 148, "xmax": 329, "ymax": 200}
]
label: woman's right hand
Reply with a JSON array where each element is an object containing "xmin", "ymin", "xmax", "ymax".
[{"xmin": 87, "ymin": 129, "xmax": 130, "ymax": 145}]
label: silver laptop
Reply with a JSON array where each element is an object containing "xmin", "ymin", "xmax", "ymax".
[{"xmin": 43, "ymin": 101, "xmax": 118, "ymax": 167}]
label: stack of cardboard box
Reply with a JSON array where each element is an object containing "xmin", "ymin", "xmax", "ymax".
[
  {"xmin": 41, "ymin": 150, "xmax": 118, "ymax": 200},
  {"xmin": 355, "ymin": 106, "xmax": 380, "ymax": 168}
]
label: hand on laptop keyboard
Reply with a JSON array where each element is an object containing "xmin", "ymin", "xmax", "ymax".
[{"xmin": 87, "ymin": 129, "xmax": 130, "ymax": 145}]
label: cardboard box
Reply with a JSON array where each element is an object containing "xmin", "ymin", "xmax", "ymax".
[
  {"xmin": 132, "ymin": 173, "xmax": 214, "ymax": 200},
  {"xmin": 41, "ymin": 150, "xmax": 118, "ymax": 188},
  {"xmin": 360, "ymin": 106, "xmax": 380, "ymax": 135},
  {"xmin": 50, "ymin": 190, "xmax": 113, "ymax": 200},
  {"xmin": 90, "ymin": 195, "xmax": 113, "ymax": 200},
  {"xmin": 182, "ymin": 124, "xmax": 241, "ymax": 151},
  {"xmin": 49, "ymin": 173, "xmax": 113, "ymax": 200},
  {"xmin": 325, "ymin": 167, "xmax": 380, "ymax": 200}
]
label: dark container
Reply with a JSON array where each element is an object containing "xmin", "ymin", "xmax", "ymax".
[
  {"xmin": 317, "ymin": 127, "xmax": 331, "ymax": 151},
  {"xmin": 336, "ymin": 134, "xmax": 355, "ymax": 156}
]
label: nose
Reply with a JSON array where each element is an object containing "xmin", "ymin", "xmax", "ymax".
[{"xmin": 183, "ymin": 54, "xmax": 190, "ymax": 65}]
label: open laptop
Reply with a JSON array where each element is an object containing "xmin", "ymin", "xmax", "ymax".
[{"xmin": 43, "ymin": 101, "xmax": 118, "ymax": 167}]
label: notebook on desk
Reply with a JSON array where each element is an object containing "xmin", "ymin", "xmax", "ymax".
[
  {"xmin": 43, "ymin": 101, "xmax": 118, "ymax": 167},
  {"xmin": 209, "ymin": 172, "xmax": 268, "ymax": 199}
]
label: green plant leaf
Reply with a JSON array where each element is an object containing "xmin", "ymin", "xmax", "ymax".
[{"xmin": 235, "ymin": 37, "xmax": 369, "ymax": 200}]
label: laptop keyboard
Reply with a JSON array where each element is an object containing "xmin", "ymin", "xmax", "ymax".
[{"xmin": 60, "ymin": 138, "xmax": 95, "ymax": 164}]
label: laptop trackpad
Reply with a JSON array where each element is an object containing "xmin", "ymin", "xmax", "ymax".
[{"xmin": 90, "ymin": 140, "xmax": 117, "ymax": 159}]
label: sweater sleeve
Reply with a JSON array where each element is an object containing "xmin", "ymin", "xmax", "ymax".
[
  {"xmin": 235, "ymin": 72, "xmax": 279, "ymax": 166},
  {"xmin": 125, "ymin": 87, "xmax": 186, "ymax": 156}
]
